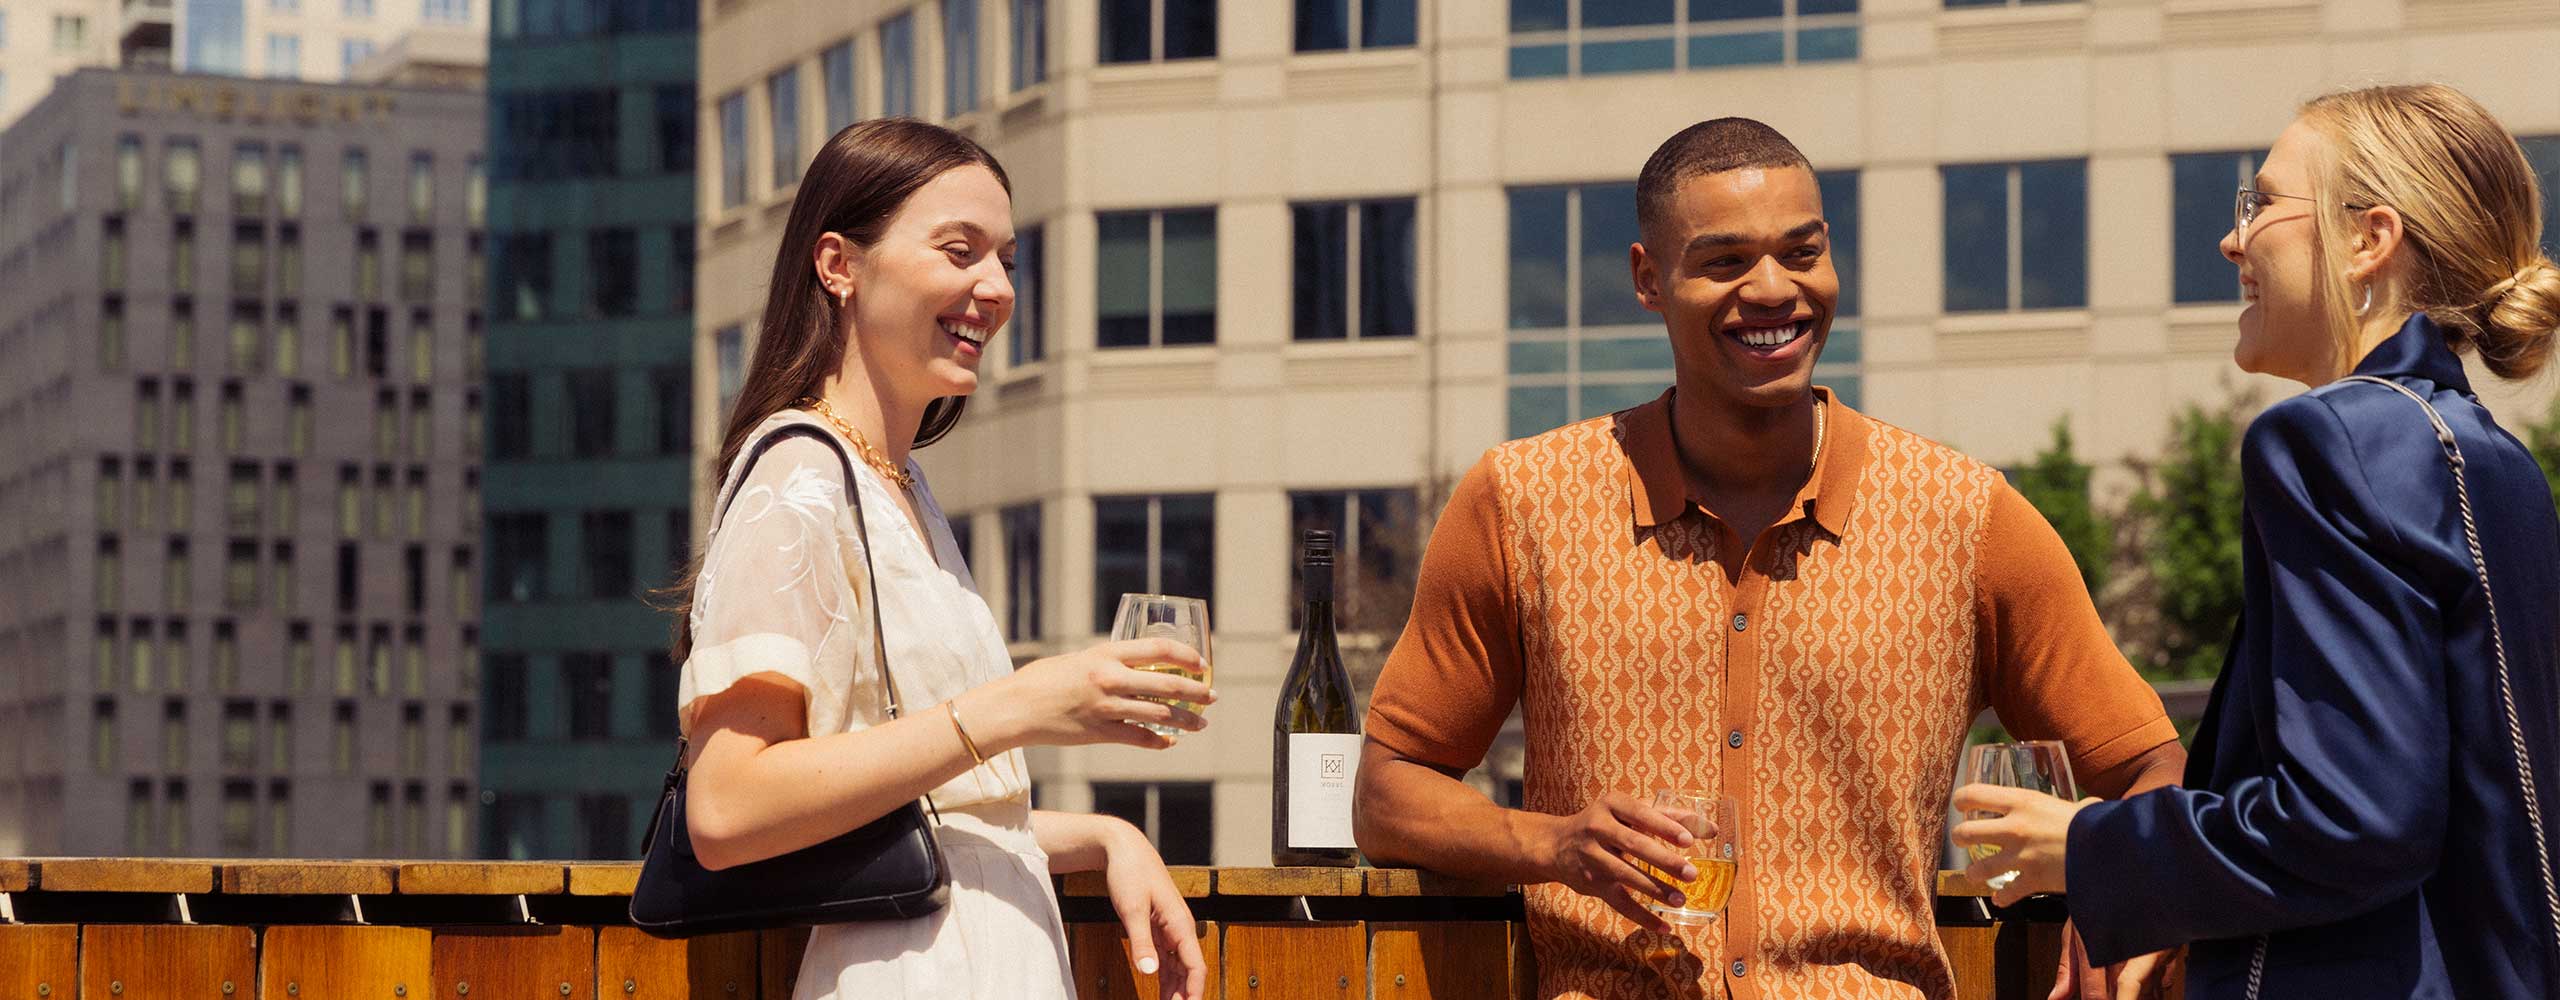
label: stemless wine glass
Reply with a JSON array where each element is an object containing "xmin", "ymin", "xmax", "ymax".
[
  {"xmin": 1110, "ymin": 593, "xmax": 1211, "ymax": 738},
  {"xmin": 1953, "ymin": 740, "xmax": 2078, "ymax": 892},
  {"xmin": 1636, "ymin": 789, "xmax": 1738, "ymax": 926}
]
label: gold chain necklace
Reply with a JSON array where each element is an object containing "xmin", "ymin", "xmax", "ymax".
[{"xmin": 797, "ymin": 396, "xmax": 916, "ymax": 491}]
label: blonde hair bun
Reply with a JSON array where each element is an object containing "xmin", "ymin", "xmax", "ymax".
[{"xmin": 2480, "ymin": 256, "xmax": 2559, "ymax": 381}]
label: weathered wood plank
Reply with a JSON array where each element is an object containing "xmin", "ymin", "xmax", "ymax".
[
  {"xmin": 0, "ymin": 925, "xmax": 77, "ymax": 1000},
  {"xmin": 0, "ymin": 858, "xmax": 33, "ymax": 892},
  {"xmin": 598, "ymin": 926, "xmax": 760, "ymax": 1000},
  {"xmin": 566, "ymin": 863, "xmax": 642, "ymax": 896},
  {"xmin": 430, "ymin": 925, "xmax": 597, "ymax": 1000},
  {"xmin": 37, "ymin": 857, "xmax": 217, "ymax": 893},
  {"xmin": 759, "ymin": 929, "xmax": 811, "ymax": 1000},
  {"xmin": 1067, "ymin": 920, "xmax": 1220, "ymax": 1000},
  {"xmin": 1368, "ymin": 921, "xmax": 1516, "ymax": 999},
  {"xmin": 83, "ymin": 925, "xmax": 257, "ymax": 998},
  {"xmin": 1937, "ymin": 925, "xmax": 1999, "ymax": 1000},
  {"xmin": 1222, "ymin": 922, "xmax": 1364, "ymax": 999},
  {"xmin": 1057, "ymin": 866, "xmax": 1214, "ymax": 899},
  {"xmin": 261, "ymin": 925, "xmax": 432, "ymax": 1000},
  {"xmin": 398, "ymin": 862, "xmax": 566, "ymax": 896},
  {"xmin": 1214, "ymin": 867, "xmax": 1363, "ymax": 897},
  {"xmin": 1362, "ymin": 869, "xmax": 1510, "ymax": 897},
  {"xmin": 222, "ymin": 860, "xmax": 397, "ymax": 895}
]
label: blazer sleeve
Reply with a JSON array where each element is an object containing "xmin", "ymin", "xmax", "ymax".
[{"xmin": 2065, "ymin": 395, "xmax": 2451, "ymax": 965}]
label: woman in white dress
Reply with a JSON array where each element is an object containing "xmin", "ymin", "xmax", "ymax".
[{"xmin": 667, "ymin": 119, "xmax": 1214, "ymax": 1000}]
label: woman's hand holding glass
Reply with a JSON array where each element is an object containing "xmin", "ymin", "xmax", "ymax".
[
  {"xmin": 961, "ymin": 637, "xmax": 1214, "ymax": 752},
  {"xmin": 1949, "ymin": 741, "xmax": 2093, "ymax": 907}
]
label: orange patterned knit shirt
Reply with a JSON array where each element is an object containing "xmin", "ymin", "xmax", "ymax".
[{"xmin": 1366, "ymin": 388, "xmax": 2179, "ymax": 1000}]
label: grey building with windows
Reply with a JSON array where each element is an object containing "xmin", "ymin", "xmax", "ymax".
[
  {"xmin": 0, "ymin": 68, "xmax": 486, "ymax": 858},
  {"xmin": 475, "ymin": 0, "xmax": 696, "ymax": 860},
  {"xmin": 699, "ymin": 0, "xmax": 2560, "ymax": 867}
]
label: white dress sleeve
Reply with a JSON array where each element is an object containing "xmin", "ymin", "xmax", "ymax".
[{"xmin": 678, "ymin": 434, "xmax": 865, "ymax": 740}]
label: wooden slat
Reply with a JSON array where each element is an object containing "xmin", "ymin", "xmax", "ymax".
[
  {"xmin": 1067, "ymin": 920, "xmax": 1220, "ymax": 1000},
  {"xmin": 261, "ymin": 925, "xmax": 431, "ymax": 1000},
  {"xmin": 1215, "ymin": 868, "xmax": 1363, "ymax": 897},
  {"xmin": 1058, "ymin": 866, "xmax": 1214, "ymax": 898},
  {"xmin": 223, "ymin": 860, "xmax": 398, "ymax": 895},
  {"xmin": 1368, "ymin": 921, "xmax": 1515, "ymax": 998},
  {"xmin": 567, "ymin": 863, "xmax": 642, "ymax": 896},
  {"xmin": 37, "ymin": 857, "xmax": 217, "ymax": 893},
  {"xmin": 399, "ymin": 862, "xmax": 566, "ymax": 895},
  {"xmin": 598, "ymin": 926, "xmax": 760, "ymax": 1000},
  {"xmin": 1937, "ymin": 925, "xmax": 1999, "ymax": 1000},
  {"xmin": 83, "ymin": 925, "xmax": 257, "ymax": 998},
  {"xmin": 0, "ymin": 925, "xmax": 77, "ymax": 1000},
  {"xmin": 431, "ymin": 926, "xmax": 596, "ymax": 1000},
  {"xmin": 758, "ymin": 928, "xmax": 810, "ymax": 1000},
  {"xmin": 1362, "ymin": 869, "xmax": 1510, "ymax": 897},
  {"xmin": 0, "ymin": 858, "xmax": 32, "ymax": 892},
  {"xmin": 1222, "ymin": 922, "xmax": 1364, "ymax": 999}
]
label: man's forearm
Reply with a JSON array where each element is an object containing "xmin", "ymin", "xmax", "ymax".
[{"xmin": 1353, "ymin": 744, "xmax": 1557, "ymax": 887}]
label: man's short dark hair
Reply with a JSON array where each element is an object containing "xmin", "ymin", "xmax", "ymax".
[{"xmin": 1635, "ymin": 118, "xmax": 1812, "ymax": 246}]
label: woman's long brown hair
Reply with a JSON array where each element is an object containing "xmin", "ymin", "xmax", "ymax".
[{"xmin": 666, "ymin": 119, "xmax": 1011, "ymax": 661}]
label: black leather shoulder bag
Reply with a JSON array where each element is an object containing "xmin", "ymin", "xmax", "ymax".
[{"xmin": 629, "ymin": 422, "xmax": 950, "ymax": 937}]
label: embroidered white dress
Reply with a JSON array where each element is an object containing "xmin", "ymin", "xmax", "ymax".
[{"xmin": 680, "ymin": 410, "xmax": 1073, "ymax": 1000}]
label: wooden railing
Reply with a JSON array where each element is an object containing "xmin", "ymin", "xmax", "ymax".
[{"xmin": 0, "ymin": 859, "xmax": 2062, "ymax": 999}]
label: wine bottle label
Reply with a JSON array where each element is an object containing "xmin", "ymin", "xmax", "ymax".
[{"xmin": 1286, "ymin": 733, "xmax": 1363, "ymax": 849}]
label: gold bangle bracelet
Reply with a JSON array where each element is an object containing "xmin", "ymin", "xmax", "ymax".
[{"xmin": 946, "ymin": 701, "xmax": 989, "ymax": 768}]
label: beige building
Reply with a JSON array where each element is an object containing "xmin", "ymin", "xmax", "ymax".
[{"xmin": 697, "ymin": 0, "xmax": 2560, "ymax": 867}]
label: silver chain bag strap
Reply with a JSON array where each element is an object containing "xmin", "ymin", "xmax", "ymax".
[{"xmin": 2245, "ymin": 375, "xmax": 2560, "ymax": 997}]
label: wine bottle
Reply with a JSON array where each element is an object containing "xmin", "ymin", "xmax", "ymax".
[{"xmin": 1272, "ymin": 529, "xmax": 1362, "ymax": 867}]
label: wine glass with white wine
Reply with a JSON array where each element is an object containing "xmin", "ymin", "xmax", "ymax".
[
  {"xmin": 1953, "ymin": 740, "xmax": 2078, "ymax": 892},
  {"xmin": 1634, "ymin": 790, "xmax": 1737, "ymax": 926},
  {"xmin": 1110, "ymin": 593, "xmax": 1211, "ymax": 738}
]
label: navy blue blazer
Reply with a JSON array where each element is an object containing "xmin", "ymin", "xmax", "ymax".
[{"xmin": 2067, "ymin": 315, "xmax": 2560, "ymax": 999}]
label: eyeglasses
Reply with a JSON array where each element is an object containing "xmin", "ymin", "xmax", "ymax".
[{"xmin": 2234, "ymin": 187, "xmax": 2373, "ymax": 231}]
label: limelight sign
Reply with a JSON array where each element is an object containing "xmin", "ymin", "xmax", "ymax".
[{"xmin": 115, "ymin": 78, "xmax": 399, "ymax": 126}]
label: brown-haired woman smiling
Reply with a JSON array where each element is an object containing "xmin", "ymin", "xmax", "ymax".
[{"xmin": 670, "ymin": 119, "xmax": 1212, "ymax": 1000}]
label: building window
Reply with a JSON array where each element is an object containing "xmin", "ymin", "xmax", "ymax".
[
  {"xmin": 450, "ymin": 705, "xmax": 474, "ymax": 772},
  {"xmin": 718, "ymin": 91, "xmax": 748, "ymax": 209},
  {"xmin": 103, "ymin": 220, "xmax": 127, "ymax": 292},
  {"xmin": 1296, "ymin": 0, "xmax": 1416, "ymax": 52},
  {"xmin": 1012, "ymin": 0, "xmax": 1047, "ymax": 89},
  {"xmin": 1096, "ymin": 208, "xmax": 1217, "ymax": 348},
  {"xmin": 128, "ymin": 780, "xmax": 156, "ymax": 853},
  {"xmin": 1505, "ymin": 172, "xmax": 1863, "ymax": 437},
  {"xmin": 279, "ymin": 228, "xmax": 303, "ymax": 299},
  {"xmin": 565, "ymin": 652, "xmax": 613, "ymax": 741},
  {"xmin": 1090, "ymin": 781, "xmax": 1213, "ymax": 865},
  {"xmin": 400, "ymin": 233, "xmax": 434, "ymax": 302},
  {"xmin": 173, "ymin": 221, "xmax": 198, "ymax": 293},
  {"xmin": 330, "ymin": 310, "xmax": 355, "ymax": 376},
  {"xmin": 53, "ymin": 14, "xmax": 86, "ymax": 54},
  {"xmin": 486, "ymin": 654, "xmax": 529, "ymax": 741},
  {"xmin": 342, "ymin": 150, "xmax": 370, "ymax": 219},
  {"xmin": 289, "ymin": 385, "xmax": 313, "ymax": 455},
  {"xmin": 1285, "ymin": 489, "xmax": 1420, "ymax": 627},
  {"xmin": 1291, "ymin": 198, "xmax": 1416, "ymax": 341},
  {"xmin": 466, "ymin": 157, "xmax": 485, "ymax": 226},
  {"xmin": 169, "ymin": 457, "xmax": 194, "ymax": 531},
  {"xmin": 103, "ymin": 298, "xmax": 127, "ymax": 370},
  {"xmin": 269, "ymin": 782, "xmax": 292, "ymax": 854},
  {"xmin": 715, "ymin": 325, "xmax": 746, "ymax": 413},
  {"xmin": 232, "ymin": 143, "xmax": 269, "ymax": 216},
  {"xmin": 332, "ymin": 701, "xmax": 357, "ymax": 770},
  {"xmin": 267, "ymin": 33, "xmax": 300, "ymax": 77},
  {"xmin": 485, "ymin": 792, "xmax": 544, "ymax": 860},
  {"xmin": 358, "ymin": 229, "xmax": 383, "ymax": 300},
  {"xmin": 166, "ymin": 538, "xmax": 192, "ymax": 609},
  {"xmin": 466, "ymin": 239, "xmax": 486, "ymax": 312},
  {"xmin": 588, "ymin": 229, "xmax": 637, "ymax": 317},
  {"xmin": 1091, "ymin": 494, "xmax": 1214, "ymax": 632},
  {"xmin": 117, "ymin": 136, "xmax": 144, "ymax": 211},
  {"xmin": 341, "ymin": 38, "xmax": 378, "ymax": 75},
  {"xmin": 943, "ymin": 0, "xmax": 982, "ymax": 116},
  {"xmin": 424, "ymin": 0, "xmax": 470, "ymax": 23},
  {"xmin": 232, "ymin": 226, "xmax": 267, "ymax": 299},
  {"xmin": 98, "ymin": 537, "xmax": 123, "ymax": 611},
  {"xmin": 367, "ymin": 783, "xmax": 392, "ymax": 855},
  {"xmin": 267, "ymin": 702, "xmax": 293, "ymax": 770},
  {"xmin": 1942, "ymin": 160, "xmax": 2086, "ymax": 313},
  {"xmin": 167, "ymin": 140, "xmax": 202, "ymax": 214},
  {"xmin": 494, "ymin": 233, "xmax": 552, "ymax": 321},
  {"xmin": 447, "ymin": 785, "xmax": 472, "ymax": 858},
  {"xmin": 1010, "ymin": 225, "xmax": 1045, "ymax": 365},
  {"xmin": 567, "ymin": 368, "xmax": 617, "ymax": 457},
  {"xmin": 220, "ymin": 380, "xmax": 247, "ymax": 449},
  {"xmin": 271, "ymin": 542, "xmax": 295, "ymax": 615},
  {"xmin": 368, "ymin": 625, "xmax": 394, "ymax": 695},
  {"xmin": 222, "ymin": 701, "xmax": 256, "ymax": 771},
  {"xmin": 880, "ymin": 13, "xmax": 917, "ymax": 118},
  {"xmin": 652, "ymin": 366, "xmax": 691, "ymax": 455},
  {"xmin": 1506, "ymin": 0, "xmax": 1857, "ymax": 78},
  {"xmin": 489, "ymin": 513, "xmax": 547, "ymax": 602},
  {"xmin": 100, "ymin": 458, "xmax": 125, "ymax": 529},
  {"xmin": 2170, "ymin": 151, "xmax": 2263, "ymax": 304},
  {"xmin": 577, "ymin": 794, "xmax": 631, "ymax": 859},
  {"xmin": 453, "ymin": 547, "xmax": 476, "ymax": 618},
  {"xmin": 400, "ymin": 703, "xmax": 425, "ymax": 772},
  {"xmin": 278, "ymin": 147, "xmax": 304, "ymax": 217},
  {"xmin": 491, "ymin": 373, "xmax": 531, "ymax": 459},
  {"xmin": 1001, "ymin": 503, "xmax": 1041, "ymax": 641},
  {"xmin": 163, "ymin": 624, "xmax": 188, "ymax": 695},
  {"xmin": 768, "ymin": 67, "xmax": 802, "ymax": 189},
  {"xmin": 163, "ymin": 699, "xmax": 190, "ymax": 773},
  {"xmin": 2523, "ymin": 137, "xmax": 2560, "ymax": 248},
  {"xmin": 225, "ymin": 540, "xmax": 259, "ymax": 610},
  {"xmin": 654, "ymin": 84, "xmax": 695, "ymax": 175},
  {"xmin": 1100, "ymin": 0, "xmax": 1215, "ymax": 64},
  {"xmin": 582, "ymin": 510, "xmax": 634, "ymax": 599},
  {"xmin": 95, "ymin": 698, "xmax": 119, "ymax": 773}
]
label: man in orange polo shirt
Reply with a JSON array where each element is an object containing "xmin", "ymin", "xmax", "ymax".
[{"xmin": 1352, "ymin": 118, "xmax": 2186, "ymax": 1000}]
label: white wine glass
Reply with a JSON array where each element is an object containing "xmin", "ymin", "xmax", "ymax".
[
  {"xmin": 1953, "ymin": 740, "xmax": 2078, "ymax": 892},
  {"xmin": 1635, "ymin": 789, "xmax": 1737, "ymax": 926},
  {"xmin": 1110, "ymin": 593, "xmax": 1210, "ymax": 738}
]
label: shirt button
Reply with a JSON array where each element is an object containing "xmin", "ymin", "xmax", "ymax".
[
  {"xmin": 1732, "ymin": 960, "xmax": 1749, "ymax": 978},
  {"xmin": 1728, "ymin": 730, "xmax": 1745, "ymax": 749},
  {"xmin": 1731, "ymin": 613, "xmax": 1748, "ymax": 632}
]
